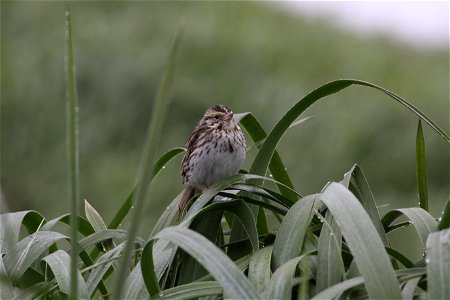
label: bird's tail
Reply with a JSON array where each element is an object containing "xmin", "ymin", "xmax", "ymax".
[{"xmin": 179, "ymin": 186, "xmax": 197, "ymax": 220}]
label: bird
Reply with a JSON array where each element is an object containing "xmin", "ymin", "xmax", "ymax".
[{"xmin": 179, "ymin": 104, "xmax": 246, "ymax": 218}]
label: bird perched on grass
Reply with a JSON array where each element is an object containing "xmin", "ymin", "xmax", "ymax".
[{"xmin": 179, "ymin": 104, "xmax": 246, "ymax": 218}]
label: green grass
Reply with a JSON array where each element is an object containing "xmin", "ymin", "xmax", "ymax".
[{"xmin": 1, "ymin": 9, "xmax": 449, "ymax": 300}]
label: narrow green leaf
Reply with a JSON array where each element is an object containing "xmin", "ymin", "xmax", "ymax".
[
  {"xmin": 438, "ymin": 200, "xmax": 450, "ymax": 230},
  {"xmin": 319, "ymin": 183, "xmax": 401, "ymax": 299},
  {"xmin": 316, "ymin": 211, "xmax": 344, "ymax": 292},
  {"xmin": 157, "ymin": 281, "xmax": 222, "ymax": 299},
  {"xmin": 141, "ymin": 227, "xmax": 259, "ymax": 299},
  {"xmin": 382, "ymin": 208, "xmax": 438, "ymax": 246},
  {"xmin": 426, "ymin": 229, "xmax": 450, "ymax": 300},
  {"xmin": 84, "ymin": 199, "xmax": 114, "ymax": 257},
  {"xmin": 42, "ymin": 250, "xmax": 89, "ymax": 299},
  {"xmin": 65, "ymin": 8, "xmax": 80, "ymax": 299},
  {"xmin": 249, "ymin": 245, "xmax": 273, "ymax": 295},
  {"xmin": 385, "ymin": 247, "xmax": 414, "ymax": 268},
  {"xmin": 416, "ymin": 120, "xmax": 429, "ymax": 211},
  {"xmin": 115, "ymin": 29, "xmax": 182, "ymax": 299},
  {"xmin": 84, "ymin": 199, "xmax": 107, "ymax": 232},
  {"xmin": 266, "ymin": 252, "xmax": 314, "ymax": 300},
  {"xmin": 3, "ymin": 231, "xmax": 67, "ymax": 280},
  {"xmin": 272, "ymin": 194, "xmax": 319, "ymax": 269},
  {"xmin": 346, "ymin": 164, "xmax": 390, "ymax": 246}
]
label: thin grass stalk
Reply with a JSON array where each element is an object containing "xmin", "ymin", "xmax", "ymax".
[
  {"xmin": 64, "ymin": 8, "xmax": 79, "ymax": 299},
  {"xmin": 114, "ymin": 29, "xmax": 182, "ymax": 299}
]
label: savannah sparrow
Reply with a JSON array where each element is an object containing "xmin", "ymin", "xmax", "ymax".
[{"xmin": 179, "ymin": 104, "xmax": 246, "ymax": 218}]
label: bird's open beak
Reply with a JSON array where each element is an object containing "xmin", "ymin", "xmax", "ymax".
[{"xmin": 223, "ymin": 113, "xmax": 233, "ymax": 122}]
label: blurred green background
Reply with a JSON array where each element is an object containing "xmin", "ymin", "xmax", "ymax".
[{"xmin": 1, "ymin": 2, "xmax": 448, "ymax": 259}]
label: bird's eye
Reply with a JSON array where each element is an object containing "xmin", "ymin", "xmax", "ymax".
[{"xmin": 214, "ymin": 115, "xmax": 220, "ymax": 120}]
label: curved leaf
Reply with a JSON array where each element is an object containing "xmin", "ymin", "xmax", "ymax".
[
  {"xmin": 141, "ymin": 227, "xmax": 259, "ymax": 299},
  {"xmin": 3, "ymin": 231, "xmax": 67, "ymax": 280},
  {"xmin": 251, "ymin": 79, "xmax": 448, "ymax": 182},
  {"xmin": 382, "ymin": 208, "xmax": 438, "ymax": 246},
  {"xmin": 42, "ymin": 250, "xmax": 89, "ymax": 299},
  {"xmin": 0, "ymin": 210, "xmax": 45, "ymax": 254},
  {"xmin": 319, "ymin": 183, "xmax": 401, "ymax": 299}
]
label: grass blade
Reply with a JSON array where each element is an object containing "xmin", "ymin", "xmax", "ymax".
[
  {"xmin": 312, "ymin": 276, "xmax": 365, "ymax": 299},
  {"xmin": 141, "ymin": 227, "xmax": 259, "ymax": 299},
  {"xmin": 64, "ymin": 8, "xmax": 80, "ymax": 299},
  {"xmin": 158, "ymin": 281, "xmax": 222, "ymax": 299},
  {"xmin": 426, "ymin": 229, "xmax": 450, "ymax": 300},
  {"xmin": 0, "ymin": 254, "xmax": 14, "ymax": 299},
  {"xmin": 416, "ymin": 120, "xmax": 429, "ymax": 211},
  {"xmin": 115, "ymin": 29, "xmax": 182, "ymax": 299},
  {"xmin": 249, "ymin": 246, "xmax": 273, "ymax": 295},
  {"xmin": 266, "ymin": 252, "xmax": 314, "ymax": 299},
  {"xmin": 272, "ymin": 194, "xmax": 319, "ymax": 269},
  {"xmin": 320, "ymin": 182, "xmax": 401, "ymax": 299},
  {"xmin": 86, "ymin": 243, "xmax": 125, "ymax": 296},
  {"xmin": 84, "ymin": 199, "xmax": 107, "ymax": 233},
  {"xmin": 316, "ymin": 211, "xmax": 344, "ymax": 292},
  {"xmin": 3, "ymin": 231, "xmax": 67, "ymax": 280},
  {"xmin": 42, "ymin": 250, "xmax": 89, "ymax": 299},
  {"xmin": 250, "ymin": 79, "xmax": 449, "ymax": 184},
  {"xmin": 346, "ymin": 164, "xmax": 390, "ymax": 246},
  {"xmin": 439, "ymin": 200, "xmax": 450, "ymax": 230},
  {"xmin": 123, "ymin": 262, "xmax": 148, "ymax": 299}
]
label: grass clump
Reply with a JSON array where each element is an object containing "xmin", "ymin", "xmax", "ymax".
[{"xmin": 1, "ymin": 10, "xmax": 449, "ymax": 300}]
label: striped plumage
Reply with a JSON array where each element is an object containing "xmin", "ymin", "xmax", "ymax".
[{"xmin": 179, "ymin": 104, "xmax": 246, "ymax": 218}]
